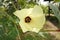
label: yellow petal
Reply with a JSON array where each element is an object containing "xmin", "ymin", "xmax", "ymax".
[{"xmin": 14, "ymin": 9, "xmax": 28, "ymax": 19}]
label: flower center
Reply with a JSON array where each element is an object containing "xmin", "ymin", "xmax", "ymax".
[{"xmin": 25, "ymin": 16, "xmax": 31, "ymax": 23}]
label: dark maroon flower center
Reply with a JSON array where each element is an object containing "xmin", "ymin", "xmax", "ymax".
[{"xmin": 25, "ymin": 16, "xmax": 31, "ymax": 23}]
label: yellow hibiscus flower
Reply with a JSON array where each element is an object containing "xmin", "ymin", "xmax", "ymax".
[{"xmin": 14, "ymin": 5, "xmax": 45, "ymax": 33}]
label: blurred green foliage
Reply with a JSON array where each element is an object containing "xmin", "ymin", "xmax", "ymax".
[
  {"xmin": 54, "ymin": 0, "xmax": 60, "ymax": 2},
  {"xmin": 49, "ymin": 3, "xmax": 60, "ymax": 23},
  {"xmin": 40, "ymin": 5, "xmax": 48, "ymax": 14}
]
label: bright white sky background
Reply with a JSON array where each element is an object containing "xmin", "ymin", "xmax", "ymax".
[{"xmin": 39, "ymin": 0, "xmax": 49, "ymax": 6}]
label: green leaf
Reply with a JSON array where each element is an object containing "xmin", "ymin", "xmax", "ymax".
[
  {"xmin": 0, "ymin": 10, "xmax": 22, "ymax": 40},
  {"xmin": 49, "ymin": 3, "xmax": 60, "ymax": 22}
]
